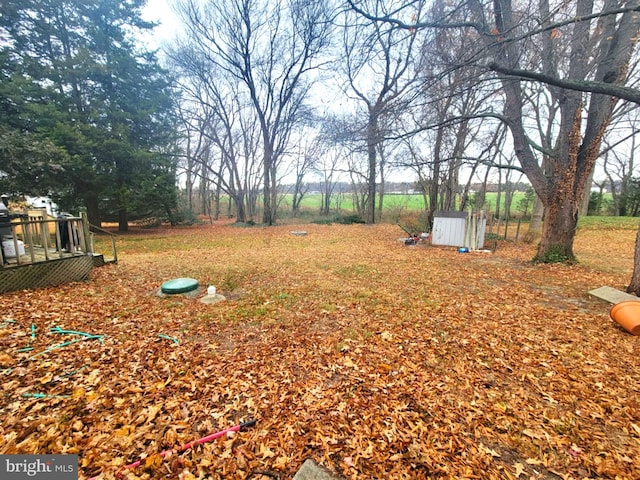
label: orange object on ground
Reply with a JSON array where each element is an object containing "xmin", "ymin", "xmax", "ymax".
[{"xmin": 610, "ymin": 301, "xmax": 640, "ymax": 335}]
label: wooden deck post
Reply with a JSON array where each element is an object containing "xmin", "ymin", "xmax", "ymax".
[{"xmin": 81, "ymin": 211, "xmax": 92, "ymax": 254}]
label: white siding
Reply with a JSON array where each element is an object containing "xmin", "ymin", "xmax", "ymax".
[
  {"xmin": 432, "ymin": 212, "xmax": 486, "ymax": 249},
  {"xmin": 432, "ymin": 216, "xmax": 467, "ymax": 247}
]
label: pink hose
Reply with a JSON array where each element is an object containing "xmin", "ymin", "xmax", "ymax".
[{"xmin": 88, "ymin": 420, "xmax": 256, "ymax": 479}]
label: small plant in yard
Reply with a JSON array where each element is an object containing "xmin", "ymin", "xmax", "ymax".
[
  {"xmin": 485, "ymin": 232, "xmax": 505, "ymax": 241},
  {"xmin": 220, "ymin": 269, "xmax": 245, "ymax": 292},
  {"xmin": 334, "ymin": 213, "xmax": 365, "ymax": 224},
  {"xmin": 533, "ymin": 243, "xmax": 575, "ymax": 264}
]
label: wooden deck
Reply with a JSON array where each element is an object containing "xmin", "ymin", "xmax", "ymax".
[
  {"xmin": 0, "ymin": 255, "xmax": 95, "ymax": 293},
  {"xmin": 0, "ymin": 211, "xmax": 116, "ymax": 293},
  {"xmin": 2, "ymin": 245, "xmax": 88, "ymax": 267}
]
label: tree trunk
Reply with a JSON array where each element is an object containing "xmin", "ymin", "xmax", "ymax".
[
  {"xmin": 185, "ymin": 137, "xmax": 194, "ymax": 212},
  {"xmin": 199, "ymin": 168, "xmax": 208, "ymax": 217},
  {"xmin": 626, "ymin": 223, "xmax": 640, "ymax": 296},
  {"xmin": 366, "ymin": 116, "xmax": 377, "ymax": 224},
  {"xmin": 292, "ymin": 172, "xmax": 306, "ymax": 217},
  {"xmin": 213, "ymin": 183, "xmax": 221, "ymax": 221},
  {"xmin": 377, "ymin": 158, "xmax": 385, "ymax": 223},
  {"xmin": 262, "ymin": 143, "xmax": 275, "ymax": 225},
  {"xmin": 579, "ymin": 167, "xmax": 594, "ymax": 216},
  {"xmin": 459, "ymin": 160, "xmax": 479, "ymax": 211},
  {"xmin": 186, "ymin": 168, "xmax": 193, "ymax": 212},
  {"xmin": 476, "ymin": 165, "xmax": 491, "ymax": 212},
  {"xmin": 321, "ymin": 184, "xmax": 331, "ymax": 215},
  {"xmin": 427, "ymin": 125, "xmax": 444, "ymax": 228},
  {"xmin": 447, "ymin": 118, "xmax": 467, "ymax": 211},
  {"xmin": 494, "ymin": 168, "xmax": 502, "ymax": 221},
  {"xmin": 535, "ymin": 194, "xmax": 578, "ymax": 262},
  {"xmin": 270, "ymin": 162, "xmax": 278, "ymax": 223},
  {"xmin": 85, "ymin": 195, "xmax": 101, "ymax": 228},
  {"xmin": 118, "ymin": 208, "xmax": 128, "ymax": 233},
  {"xmin": 235, "ymin": 192, "xmax": 247, "ymax": 223}
]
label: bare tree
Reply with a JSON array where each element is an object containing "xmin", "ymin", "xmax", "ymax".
[
  {"xmin": 176, "ymin": 103, "xmax": 208, "ymax": 213},
  {"xmin": 396, "ymin": 0, "xmax": 502, "ymax": 227},
  {"xmin": 340, "ymin": 0, "xmax": 425, "ymax": 223},
  {"xmin": 289, "ymin": 130, "xmax": 322, "ymax": 216},
  {"xmin": 604, "ymin": 148, "xmax": 636, "ymax": 216},
  {"xmin": 517, "ymin": 76, "xmax": 559, "ymax": 242},
  {"xmin": 343, "ymin": 149, "xmax": 369, "ymax": 217},
  {"xmin": 600, "ymin": 109, "xmax": 640, "ymax": 215},
  {"xmin": 168, "ymin": 49, "xmax": 263, "ymax": 223},
  {"xmin": 173, "ymin": 0, "xmax": 332, "ymax": 225},
  {"xmin": 459, "ymin": 125, "xmax": 507, "ymax": 212},
  {"xmin": 474, "ymin": 0, "xmax": 640, "ymax": 261},
  {"xmin": 314, "ymin": 119, "xmax": 350, "ymax": 216},
  {"xmin": 348, "ymin": 0, "xmax": 640, "ymax": 262},
  {"xmin": 315, "ymin": 149, "xmax": 343, "ymax": 216}
]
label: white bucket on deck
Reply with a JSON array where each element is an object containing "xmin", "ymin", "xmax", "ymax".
[{"xmin": 2, "ymin": 239, "xmax": 25, "ymax": 258}]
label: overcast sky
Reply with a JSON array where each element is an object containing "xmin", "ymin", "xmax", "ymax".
[{"xmin": 142, "ymin": 0, "xmax": 180, "ymax": 49}]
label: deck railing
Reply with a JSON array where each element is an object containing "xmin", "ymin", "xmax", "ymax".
[
  {"xmin": 89, "ymin": 223, "xmax": 118, "ymax": 264},
  {"xmin": 0, "ymin": 212, "xmax": 92, "ymax": 268}
]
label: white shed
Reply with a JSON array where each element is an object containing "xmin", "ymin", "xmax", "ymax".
[{"xmin": 431, "ymin": 211, "xmax": 486, "ymax": 249}]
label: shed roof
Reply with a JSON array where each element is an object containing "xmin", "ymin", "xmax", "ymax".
[{"xmin": 434, "ymin": 210, "xmax": 469, "ymax": 219}]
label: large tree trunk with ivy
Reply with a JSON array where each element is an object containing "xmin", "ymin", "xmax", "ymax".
[
  {"xmin": 479, "ymin": 0, "xmax": 640, "ymax": 262},
  {"xmin": 532, "ymin": 106, "xmax": 589, "ymax": 261},
  {"xmin": 536, "ymin": 194, "xmax": 580, "ymax": 262}
]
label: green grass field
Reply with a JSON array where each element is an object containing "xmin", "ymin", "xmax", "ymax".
[
  {"xmin": 282, "ymin": 192, "xmax": 529, "ymax": 215},
  {"xmin": 215, "ymin": 191, "xmax": 631, "ymax": 231}
]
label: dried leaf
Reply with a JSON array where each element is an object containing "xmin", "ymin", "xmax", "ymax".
[{"xmin": 514, "ymin": 462, "xmax": 526, "ymax": 477}]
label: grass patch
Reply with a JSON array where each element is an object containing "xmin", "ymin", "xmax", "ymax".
[{"xmin": 578, "ymin": 215, "xmax": 639, "ymax": 230}]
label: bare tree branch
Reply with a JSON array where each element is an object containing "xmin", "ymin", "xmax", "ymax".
[{"xmin": 488, "ymin": 62, "xmax": 640, "ymax": 104}]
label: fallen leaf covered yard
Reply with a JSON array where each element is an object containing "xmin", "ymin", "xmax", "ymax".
[{"xmin": 0, "ymin": 222, "xmax": 639, "ymax": 479}]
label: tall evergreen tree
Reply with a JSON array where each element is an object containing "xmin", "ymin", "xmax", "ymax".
[{"xmin": 0, "ymin": 0, "xmax": 177, "ymax": 229}]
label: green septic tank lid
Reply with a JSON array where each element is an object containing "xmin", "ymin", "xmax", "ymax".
[{"xmin": 161, "ymin": 277, "xmax": 200, "ymax": 294}]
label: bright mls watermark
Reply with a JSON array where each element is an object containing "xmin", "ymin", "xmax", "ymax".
[{"xmin": 0, "ymin": 455, "xmax": 78, "ymax": 479}]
